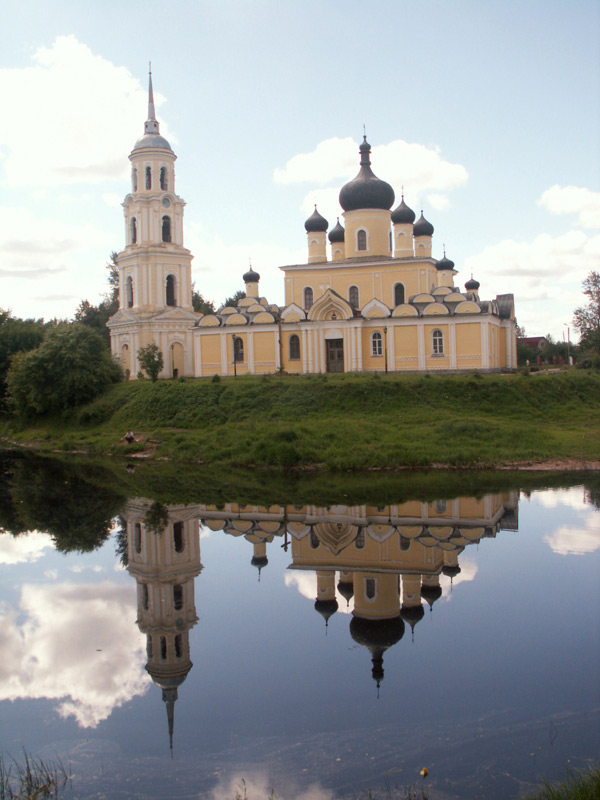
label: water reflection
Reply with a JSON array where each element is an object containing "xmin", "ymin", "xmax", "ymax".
[{"xmin": 119, "ymin": 491, "xmax": 518, "ymax": 741}]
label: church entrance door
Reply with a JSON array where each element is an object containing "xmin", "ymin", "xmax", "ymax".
[{"xmin": 326, "ymin": 339, "xmax": 344, "ymax": 373}]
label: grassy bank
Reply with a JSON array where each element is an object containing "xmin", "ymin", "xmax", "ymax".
[{"xmin": 2, "ymin": 370, "xmax": 599, "ymax": 470}]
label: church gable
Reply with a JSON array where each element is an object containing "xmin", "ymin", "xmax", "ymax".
[{"xmin": 307, "ymin": 289, "xmax": 353, "ymax": 321}]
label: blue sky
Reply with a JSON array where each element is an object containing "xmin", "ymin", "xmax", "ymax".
[{"xmin": 1, "ymin": 0, "xmax": 599, "ymax": 340}]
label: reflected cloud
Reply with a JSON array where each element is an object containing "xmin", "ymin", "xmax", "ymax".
[
  {"xmin": 440, "ymin": 560, "xmax": 478, "ymax": 601},
  {"xmin": 209, "ymin": 772, "xmax": 334, "ymax": 800},
  {"xmin": 535, "ymin": 487, "xmax": 588, "ymax": 511},
  {"xmin": 544, "ymin": 519, "xmax": 600, "ymax": 555},
  {"xmin": 0, "ymin": 581, "xmax": 149, "ymax": 727},
  {"xmin": 0, "ymin": 532, "xmax": 54, "ymax": 564}
]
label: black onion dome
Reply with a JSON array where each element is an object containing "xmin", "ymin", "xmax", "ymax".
[
  {"xmin": 465, "ymin": 276, "xmax": 480, "ymax": 291},
  {"xmin": 314, "ymin": 598, "xmax": 339, "ymax": 623},
  {"xmin": 421, "ymin": 584, "xmax": 443, "ymax": 607},
  {"xmin": 401, "ymin": 604, "xmax": 425, "ymax": 628},
  {"xmin": 304, "ymin": 206, "xmax": 329, "ymax": 233},
  {"xmin": 435, "ymin": 254, "xmax": 455, "ymax": 271},
  {"xmin": 413, "ymin": 212, "xmax": 434, "ymax": 237},
  {"xmin": 250, "ymin": 555, "xmax": 268, "ymax": 569},
  {"xmin": 391, "ymin": 197, "xmax": 416, "ymax": 225},
  {"xmin": 328, "ymin": 218, "xmax": 345, "ymax": 243},
  {"xmin": 339, "ymin": 137, "xmax": 395, "ymax": 212},
  {"xmin": 337, "ymin": 579, "xmax": 354, "ymax": 603},
  {"xmin": 243, "ymin": 266, "xmax": 260, "ymax": 283},
  {"xmin": 350, "ymin": 615, "xmax": 404, "ymax": 685},
  {"xmin": 442, "ymin": 564, "xmax": 461, "ymax": 578}
]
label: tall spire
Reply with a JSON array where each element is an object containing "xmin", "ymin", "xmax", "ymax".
[
  {"xmin": 162, "ymin": 687, "xmax": 177, "ymax": 756},
  {"xmin": 144, "ymin": 63, "xmax": 160, "ymax": 136}
]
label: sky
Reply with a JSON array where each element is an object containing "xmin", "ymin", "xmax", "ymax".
[{"xmin": 1, "ymin": 0, "xmax": 599, "ymax": 341}]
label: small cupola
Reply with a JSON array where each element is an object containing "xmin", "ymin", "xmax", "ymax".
[
  {"xmin": 391, "ymin": 193, "xmax": 416, "ymax": 257},
  {"xmin": 243, "ymin": 265, "xmax": 261, "ymax": 298},
  {"xmin": 413, "ymin": 211, "xmax": 434, "ymax": 258},
  {"xmin": 305, "ymin": 205, "xmax": 328, "ymax": 264},
  {"xmin": 132, "ymin": 69, "xmax": 173, "ymax": 153},
  {"xmin": 304, "ymin": 206, "xmax": 329, "ymax": 232},
  {"xmin": 465, "ymin": 275, "xmax": 480, "ymax": 292},
  {"xmin": 413, "ymin": 212, "xmax": 434, "ymax": 237},
  {"xmin": 391, "ymin": 196, "xmax": 416, "ymax": 225},
  {"xmin": 328, "ymin": 218, "xmax": 345, "ymax": 243}
]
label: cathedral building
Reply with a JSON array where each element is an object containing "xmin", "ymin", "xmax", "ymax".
[{"xmin": 108, "ymin": 75, "xmax": 517, "ymax": 377}]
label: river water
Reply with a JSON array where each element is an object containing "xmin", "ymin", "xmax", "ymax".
[{"xmin": 0, "ymin": 454, "xmax": 598, "ymax": 799}]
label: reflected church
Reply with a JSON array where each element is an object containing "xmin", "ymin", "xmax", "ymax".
[{"xmin": 122, "ymin": 490, "xmax": 518, "ymax": 744}]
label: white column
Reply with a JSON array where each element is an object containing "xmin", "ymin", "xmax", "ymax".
[
  {"xmin": 418, "ymin": 325, "xmax": 426, "ymax": 370},
  {"xmin": 302, "ymin": 328, "xmax": 308, "ymax": 373},
  {"xmin": 320, "ymin": 331, "xmax": 326, "ymax": 373},
  {"xmin": 387, "ymin": 324, "xmax": 395, "ymax": 372},
  {"xmin": 248, "ymin": 331, "xmax": 255, "ymax": 373},
  {"xmin": 450, "ymin": 323, "xmax": 457, "ymax": 369},
  {"xmin": 481, "ymin": 322, "xmax": 490, "ymax": 368},
  {"xmin": 194, "ymin": 333, "xmax": 202, "ymax": 376},
  {"xmin": 274, "ymin": 330, "xmax": 280, "ymax": 370},
  {"xmin": 357, "ymin": 324, "xmax": 363, "ymax": 371},
  {"xmin": 220, "ymin": 333, "xmax": 228, "ymax": 375}
]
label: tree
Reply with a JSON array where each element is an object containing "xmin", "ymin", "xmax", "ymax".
[
  {"xmin": 0, "ymin": 311, "xmax": 46, "ymax": 407},
  {"xmin": 222, "ymin": 290, "xmax": 245, "ymax": 308},
  {"xmin": 573, "ymin": 271, "xmax": 600, "ymax": 357},
  {"xmin": 192, "ymin": 285, "xmax": 215, "ymax": 315},
  {"xmin": 74, "ymin": 252, "xmax": 120, "ymax": 347},
  {"xmin": 7, "ymin": 323, "xmax": 122, "ymax": 416},
  {"xmin": 137, "ymin": 342, "xmax": 164, "ymax": 382}
]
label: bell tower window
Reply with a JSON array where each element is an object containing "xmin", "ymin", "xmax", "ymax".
[
  {"xmin": 162, "ymin": 215, "xmax": 171, "ymax": 242},
  {"xmin": 166, "ymin": 274, "xmax": 176, "ymax": 306},
  {"xmin": 160, "ymin": 167, "xmax": 168, "ymax": 191},
  {"xmin": 126, "ymin": 276, "xmax": 134, "ymax": 308},
  {"xmin": 303, "ymin": 287, "xmax": 313, "ymax": 310},
  {"xmin": 357, "ymin": 229, "xmax": 367, "ymax": 251},
  {"xmin": 131, "ymin": 217, "xmax": 137, "ymax": 244},
  {"xmin": 145, "ymin": 166, "xmax": 152, "ymax": 190},
  {"xmin": 132, "ymin": 168, "xmax": 138, "ymax": 192}
]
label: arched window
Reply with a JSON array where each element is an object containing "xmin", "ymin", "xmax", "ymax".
[
  {"xmin": 174, "ymin": 634, "xmax": 182, "ymax": 658},
  {"xmin": 146, "ymin": 635, "xmax": 153, "ymax": 659},
  {"xmin": 349, "ymin": 285, "xmax": 359, "ymax": 309},
  {"xmin": 126, "ymin": 276, "xmax": 134, "ymax": 308},
  {"xmin": 366, "ymin": 578, "xmax": 376, "ymax": 599},
  {"xmin": 160, "ymin": 167, "xmax": 168, "ymax": 190},
  {"xmin": 289, "ymin": 334, "xmax": 300, "ymax": 360},
  {"xmin": 160, "ymin": 636, "xmax": 167, "ymax": 660},
  {"xmin": 303, "ymin": 287, "xmax": 313, "ymax": 310},
  {"xmin": 130, "ymin": 217, "xmax": 137, "ymax": 244},
  {"xmin": 173, "ymin": 584, "xmax": 183, "ymax": 611},
  {"xmin": 371, "ymin": 331, "xmax": 383, "ymax": 356},
  {"xmin": 310, "ymin": 530, "xmax": 320, "ymax": 549},
  {"xmin": 142, "ymin": 583, "xmax": 149, "ymax": 610},
  {"xmin": 162, "ymin": 215, "xmax": 171, "ymax": 242},
  {"xmin": 394, "ymin": 283, "xmax": 405, "ymax": 306},
  {"xmin": 134, "ymin": 523, "xmax": 141, "ymax": 553},
  {"xmin": 355, "ymin": 529, "xmax": 365, "ymax": 549},
  {"xmin": 145, "ymin": 166, "xmax": 152, "ymax": 190},
  {"xmin": 389, "ymin": 231, "xmax": 393, "ymax": 252},
  {"xmin": 233, "ymin": 336, "xmax": 244, "ymax": 362},
  {"xmin": 173, "ymin": 521, "xmax": 184, "ymax": 553},
  {"xmin": 166, "ymin": 274, "xmax": 176, "ymax": 306},
  {"xmin": 432, "ymin": 329, "xmax": 444, "ymax": 355},
  {"xmin": 132, "ymin": 168, "xmax": 138, "ymax": 192},
  {"xmin": 357, "ymin": 229, "xmax": 367, "ymax": 251},
  {"xmin": 399, "ymin": 535, "xmax": 411, "ymax": 551}
]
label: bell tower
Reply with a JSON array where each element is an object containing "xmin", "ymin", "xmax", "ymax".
[{"xmin": 108, "ymin": 69, "xmax": 198, "ymax": 379}]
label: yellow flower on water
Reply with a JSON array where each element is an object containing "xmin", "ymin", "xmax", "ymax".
[{"xmin": 420, "ymin": 768, "xmax": 428, "ymax": 778}]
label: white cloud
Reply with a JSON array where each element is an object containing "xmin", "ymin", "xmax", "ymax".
[
  {"xmin": 275, "ymin": 137, "xmax": 468, "ymax": 220},
  {"xmin": 186, "ymin": 224, "xmax": 303, "ymax": 306},
  {"xmin": 534, "ymin": 487, "xmax": 587, "ymax": 511},
  {"xmin": 0, "ymin": 35, "xmax": 172, "ymax": 188},
  {"xmin": 0, "ymin": 532, "xmax": 54, "ymax": 565},
  {"xmin": 284, "ymin": 572, "xmax": 352, "ymax": 615},
  {"xmin": 440, "ymin": 559, "xmax": 478, "ymax": 600},
  {"xmin": 544, "ymin": 518, "xmax": 600, "ymax": 555},
  {"xmin": 463, "ymin": 228, "xmax": 600, "ymax": 337},
  {"xmin": 538, "ymin": 185, "xmax": 600, "ymax": 229},
  {"xmin": 0, "ymin": 581, "xmax": 149, "ymax": 727},
  {"xmin": 209, "ymin": 772, "xmax": 334, "ymax": 800}
]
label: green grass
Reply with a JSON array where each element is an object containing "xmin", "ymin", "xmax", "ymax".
[
  {"xmin": 524, "ymin": 766, "xmax": 600, "ymax": 799},
  {"xmin": 2, "ymin": 370, "xmax": 600, "ymax": 470}
]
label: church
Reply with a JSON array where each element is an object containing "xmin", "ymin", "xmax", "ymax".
[{"xmin": 108, "ymin": 75, "xmax": 517, "ymax": 377}]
